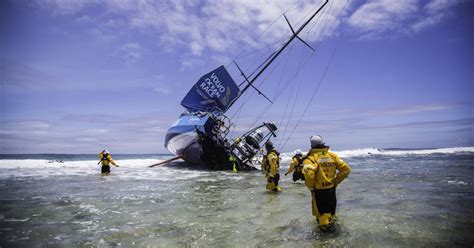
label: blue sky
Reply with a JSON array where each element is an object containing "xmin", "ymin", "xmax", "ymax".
[{"xmin": 0, "ymin": 0, "xmax": 472, "ymax": 154}]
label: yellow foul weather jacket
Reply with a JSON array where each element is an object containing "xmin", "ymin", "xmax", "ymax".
[
  {"xmin": 286, "ymin": 155, "xmax": 303, "ymax": 174},
  {"xmin": 98, "ymin": 153, "xmax": 117, "ymax": 166},
  {"xmin": 265, "ymin": 150, "xmax": 280, "ymax": 178},
  {"xmin": 302, "ymin": 148, "xmax": 351, "ymax": 190}
]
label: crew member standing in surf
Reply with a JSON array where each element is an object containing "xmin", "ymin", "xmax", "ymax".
[
  {"xmin": 263, "ymin": 141, "xmax": 282, "ymax": 192},
  {"xmin": 285, "ymin": 149, "xmax": 305, "ymax": 182},
  {"xmin": 302, "ymin": 135, "xmax": 351, "ymax": 231},
  {"xmin": 98, "ymin": 149, "xmax": 119, "ymax": 175}
]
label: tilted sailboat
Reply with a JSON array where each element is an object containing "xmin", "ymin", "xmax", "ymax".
[{"xmin": 163, "ymin": 0, "xmax": 329, "ymax": 170}]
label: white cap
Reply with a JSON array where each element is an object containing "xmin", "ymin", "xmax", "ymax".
[
  {"xmin": 103, "ymin": 149, "xmax": 110, "ymax": 154},
  {"xmin": 310, "ymin": 135, "xmax": 324, "ymax": 148},
  {"xmin": 295, "ymin": 149, "xmax": 302, "ymax": 155}
]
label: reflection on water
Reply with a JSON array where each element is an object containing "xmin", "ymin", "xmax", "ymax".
[{"xmin": 0, "ymin": 154, "xmax": 473, "ymax": 246}]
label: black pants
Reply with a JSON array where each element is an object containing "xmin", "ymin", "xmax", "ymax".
[
  {"xmin": 101, "ymin": 165, "xmax": 110, "ymax": 174},
  {"xmin": 292, "ymin": 171, "xmax": 305, "ymax": 182},
  {"xmin": 312, "ymin": 187, "xmax": 337, "ymax": 215},
  {"xmin": 273, "ymin": 173, "xmax": 280, "ymax": 186}
]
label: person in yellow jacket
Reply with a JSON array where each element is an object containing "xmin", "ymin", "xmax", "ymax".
[
  {"xmin": 98, "ymin": 149, "xmax": 119, "ymax": 174},
  {"xmin": 302, "ymin": 135, "xmax": 351, "ymax": 231},
  {"xmin": 285, "ymin": 149, "xmax": 305, "ymax": 182},
  {"xmin": 262, "ymin": 141, "xmax": 282, "ymax": 192}
]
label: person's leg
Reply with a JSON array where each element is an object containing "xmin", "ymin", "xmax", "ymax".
[
  {"xmin": 266, "ymin": 176, "xmax": 275, "ymax": 190},
  {"xmin": 311, "ymin": 190, "xmax": 320, "ymax": 218},
  {"xmin": 274, "ymin": 173, "xmax": 280, "ymax": 186},
  {"xmin": 329, "ymin": 187, "xmax": 337, "ymax": 216},
  {"xmin": 297, "ymin": 172, "xmax": 304, "ymax": 181},
  {"xmin": 314, "ymin": 189, "xmax": 332, "ymax": 229},
  {"xmin": 101, "ymin": 165, "xmax": 110, "ymax": 174}
]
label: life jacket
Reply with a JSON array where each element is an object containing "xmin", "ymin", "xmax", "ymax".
[
  {"xmin": 293, "ymin": 154, "xmax": 304, "ymax": 172},
  {"xmin": 264, "ymin": 149, "xmax": 280, "ymax": 172},
  {"xmin": 101, "ymin": 153, "xmax": 110, "ymax": 163},
  {"xmin": 303, "ymin": 147, "xmax": 349, "ymax": 190}
]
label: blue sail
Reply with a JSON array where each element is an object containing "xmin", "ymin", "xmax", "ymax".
[{"xmin": 181, "ymin": 65, "xmax": 240, "ymax": 113}]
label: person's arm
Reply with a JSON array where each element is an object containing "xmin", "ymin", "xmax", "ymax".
[
  {"xmin": 332, "ymin": 153, "xmax": 350, "ymax": 186},
  {"xmin": 98, "ymin": 153, "xmax": 103, "ymax": 165},
  {"xmin": 285, "ymin": 158, "xmax": 297, "ymax": 176},
  {"xmin": 108, "ymin": 156, "xmax": 119, "ymax": 167},
  {"xmin": 302, "ymin": 158, "xmax": 318, "ymax": 189}
]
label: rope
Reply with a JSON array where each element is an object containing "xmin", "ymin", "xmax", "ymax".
[
  {"xmin": 279, "ymin": 0, "xmax": 351, "ymax": 151},
  {"xmin": 279, "ymin": 49, "xmax": 337, "ymax": 151},
  {"xmin": 229, "ymin": 0, "xmax": 348, "ymax": 143},
  {"xmin": 277, "ymin": 0, "xmax": 333, "ymax": 149}
]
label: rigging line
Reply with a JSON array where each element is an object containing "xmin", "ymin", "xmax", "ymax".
[
  {"xmin": 279, "ymin": 0, "xmax": 341, "ymax": 143},
  {"xmin": 232, "ymin": 0, "xmax": 330, "ymax": 134},
  {"xmin": 275, "ymin": 76, "xmax": 297, "ymax": 148},
  {"xmin": 276, "ymin": 14, "xmax": 323, "ymax": 146},
  {"xmin": 233, "ymin": 0, "xmax": 300, "ymax": 61},
  {"xmin": 233, "ymin": 15, "xmax": 284, "ymax": 61},
  {"xmin": 280, "ymin": 0, "xmax": 350, "ymax": 151},
  {"xmin": 280, "ymin": 48, "xmax": 337, "ymax": 151},
  {"xmin": 230, "ymin": 35, "xmax": 293, "ymax": 123},
  {"xmin": 243, "ymin": 1, "xmax": 325, "ymax": 81},
  {"xmin": 229, "ymin": 49, "xmax": 287, "ymax": 129},
  {"xmin": 273, "ymin": 41, "xmax": 296, "ymax": 100},
  {"xmin": 235, "ymin": 47, "xmax": 288, "ymax": 129},
  {"xmin": 271, "ymin": 43, "xmax": 298, "ymax": 147},
  {"xmin": 244, "ymin": 49, "xmax": 315, "ymax": 135},
  {"xmin": 229, "ymin": 100, "xmax": 244, "ymax": 135},
  {"xmin": 279, "ymin": 70, "xmax": 305, "ymax": 147},
  {"xmin": 276, "ymin": 1, "xmax": 330, "ymax": 128},
  {"xmin": 235, "ymin": 39, "xmax": 282, "ymax": 67},
  {"xmin": 278, "ymin": 0, "xmax": 334, "ymax": 147},
  {"xmin": 244, "ymin": 3, "xmax": 318, "ymax": 72},
  {"xmin": 241, "ymin": 36, "xmax": 287, "ymax": 79},
  {"xmin": 311, "ymin": 0, "xmax": 335, "ymax": 51},
  {"xmin": 277, "ymin": 40, "xmax": 309, "ymax": 146}
]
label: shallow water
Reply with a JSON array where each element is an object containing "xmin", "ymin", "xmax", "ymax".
[{"xmin": 0, "ymin": 151, "xmax": 473, "ymax": 247}]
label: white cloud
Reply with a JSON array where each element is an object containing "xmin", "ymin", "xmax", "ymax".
[
  {"xmin": 412, "ymin": 0, "xmax": 462, "ymax": 32},
  {"xmin": 83, "ymin": 129, "xmax": 108, "ymax": 134},
  {"xmin": 379, "ymin": 103, "xmax": 458, "ymax": 115},
  {"xmin": 347, "ymin": 0, "xmax": 418, "ymax": 34},
  {"xmin": 149, "ymin": 74, "xmax": 171, "ymax": 95},
  {"xmin": 0, "ymin": 121, "xmax": 53, "ymax": 135},
  {"xmin": 347, "ymin": 0, "xmax": 464, "ymax": 38},
  {"xmin": 75, "ymin": 15, "xmax": 94, "ymax": 23},
  {"xmin": 39, "ymin": 0, "xmax": 351, "ymax": 67},
  {"xmin": 117, "ymin": 42, "xmax": 142, "ymax": 63},
  {"xmin": 41, "ymin": 0, "xmax": 95, "ymax": 15},
  {"xmin": 153, "ymin": 86, "xmax": 171, "ymax": 95}
]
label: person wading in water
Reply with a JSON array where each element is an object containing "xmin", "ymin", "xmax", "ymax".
[
  {"xmin": 302, "ymin": 135, "xmax": 351, "ymax": 231},
  {"xmin": 98, "ymin": 149, "xmax": 119, "ymax": 175}
]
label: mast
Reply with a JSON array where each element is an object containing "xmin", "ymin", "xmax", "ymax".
[{"xmin": 228, "ymin": 0, "xmax": 329, "ymax": 109}]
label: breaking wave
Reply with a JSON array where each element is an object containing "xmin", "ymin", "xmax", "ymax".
[
  {"xmin": 280, "ymin": 147, "xmax": 474, "ymax": 160},
  {"xmin": 0, "ymin": 147, "xmax": 472, "ymax": 179}
]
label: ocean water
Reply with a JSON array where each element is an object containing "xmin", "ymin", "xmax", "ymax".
[{"xmin": 0, "ymin": 148, "xmax": 473, "ymax": 247}]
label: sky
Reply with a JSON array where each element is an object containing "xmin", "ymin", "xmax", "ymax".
[{"xmin": 0, "ymin": 0, "xmax": 472, "ymax": 154}]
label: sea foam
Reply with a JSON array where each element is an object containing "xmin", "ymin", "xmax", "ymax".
[
  {"xmin": 0, "ymin": 147, "xmax": 472, "ymax": 179},
  {"xmin": 279, "ymin": 146, "xmax": 474, "ymax": 160}
]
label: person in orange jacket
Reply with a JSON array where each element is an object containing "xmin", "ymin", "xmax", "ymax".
[{"xmin": 302, "ymin": 135, "xmax": 351, "ymax": 231}]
